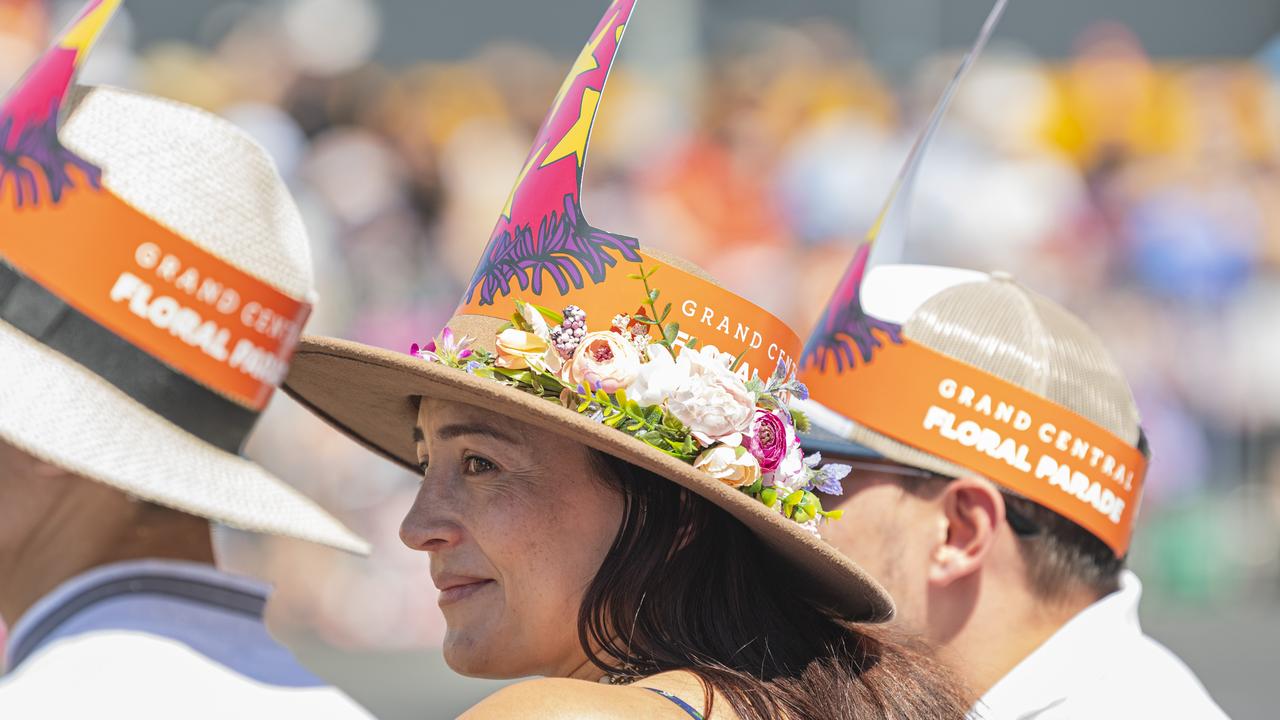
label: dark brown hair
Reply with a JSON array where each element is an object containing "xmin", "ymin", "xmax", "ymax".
[
  {"xmin": 580, "ymin": 451, "xmax": 970, "ymax": 720},
  {"xmin": 999, "ymin": 491, "xmax": 1123, "ymax": 600}
]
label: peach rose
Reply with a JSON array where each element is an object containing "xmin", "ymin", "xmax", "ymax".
[
  {"xmin": 495, "ymin": 328, "xmax": 562, "ymax": 374},
  {"xmin": 694, "ymin": 445, "xmax": 762, "ymax": 488},
  {"xmin": 564, "ymin": 331, "xmax": 641, "ymax": 393}
]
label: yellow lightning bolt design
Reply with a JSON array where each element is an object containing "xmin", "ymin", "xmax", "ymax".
[
  {"xmin": 540, "ymin": 87, "xmax": 601, "ymax": 171},
  {"xmin": 60, "ymin": 0, "xmax": 121, "ymax": 57},
  {"xmin": 547, "ymin": 8, "xmax": 618, "ymax": 119},
  {"xmin": 497, "ymin": 2, "xmax": 627, "ymax": 220}
]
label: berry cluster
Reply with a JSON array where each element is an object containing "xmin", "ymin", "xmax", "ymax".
[
  {"xmin": 611, "ymin": 312, "xmax": 652, "ymax": 352},
  {"xmin": 549, "ymin": 305, "xmax": 588, "ymax": 358}
]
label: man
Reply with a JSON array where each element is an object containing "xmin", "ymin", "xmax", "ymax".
[
  {"xmin": 798, "ymin": 264, "xmax": 1228, "ymax": 719},
  {"xmin": 0, "ymin": 2, "xmax": 371, "ymax": 716}
]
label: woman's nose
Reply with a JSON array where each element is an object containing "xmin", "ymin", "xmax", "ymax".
[{"xmin": 399, "ymin": 481, "xmax": 463, "ymax": 552}]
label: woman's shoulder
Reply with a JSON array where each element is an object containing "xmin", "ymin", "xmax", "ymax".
[{"xmin": 457, "ymin": 674, "xmax": 713, "ymax": 720}]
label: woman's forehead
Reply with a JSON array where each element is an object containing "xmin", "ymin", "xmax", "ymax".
[
  {"xmin": 416, "ymin": 399, "xmax": 541, "ymax": 445},
  {"xmin": 418, "ymin": 397, "xmax": 493, "ymax": 428}
]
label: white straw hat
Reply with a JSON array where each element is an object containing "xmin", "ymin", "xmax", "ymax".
[{"xmin": 0, "ymin": 2, "xmax": 366, "ymax": 554}]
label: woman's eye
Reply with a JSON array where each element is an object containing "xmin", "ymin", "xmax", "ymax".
[{"xmin": 463, "ymin": 455, "xmax": 496, "ymax": 475}]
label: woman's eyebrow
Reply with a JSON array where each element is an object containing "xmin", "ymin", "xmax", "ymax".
[{"xmin": 431, "ymin": 423, "xmax": 520, "ymax": 446}]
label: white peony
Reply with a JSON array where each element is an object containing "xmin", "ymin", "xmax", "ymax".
[
  {"xmin": 667, "ymin": 344, "xmax": 756, "ymax": 447},
  {"xmin": 694, "ymin": 444, "xmax": 762, "ymax": 488}
]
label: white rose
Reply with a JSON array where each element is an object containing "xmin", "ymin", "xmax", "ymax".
[
  {"xmin": 520, "ymin": 302, "xmax": 551, "ymax": 341},
  {"xmin": 684, "ymin": 344, "xmax": 738, "ymax": 373},
  {"xmin": 667, "ymin": 345, "xmax": 756, "ymax": 447},
  {"xmin": 629, "ymin": 344, "xmax": 686, "ymax": 407},
  {"xmin": 771, "ymin": 444, "xmax": 809, "ymax": 493},
  {"xmin": 694, "ymin": 445, "xmax": 762, "ymax": 488}
]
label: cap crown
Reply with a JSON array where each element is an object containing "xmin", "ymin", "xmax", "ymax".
[{"xmin": 907, "ymin": 277, "xmax": 1140, "ymax": 445}]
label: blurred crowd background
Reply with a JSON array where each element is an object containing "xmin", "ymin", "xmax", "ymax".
[{"xmin": 2, "ymin": 0, "xmax": 1279, "ymax": 717}]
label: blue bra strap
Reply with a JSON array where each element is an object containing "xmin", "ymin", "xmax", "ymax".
[{"xmin": 643, "ymin": 688, "xmax": 705, "ymax": 719}]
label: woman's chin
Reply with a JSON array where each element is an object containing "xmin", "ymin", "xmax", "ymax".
[{"xmin": 442, "ymin": 629, "xmax": 522, "ymax": 679}]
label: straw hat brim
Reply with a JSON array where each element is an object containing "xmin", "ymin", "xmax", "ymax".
[
  {"xmin": 283, "ymin": 333, "xmax": 895, "ymax": 622},
  {"xmin": 0, "ymin": 319, "xmax": 369, "ymax": 555}
]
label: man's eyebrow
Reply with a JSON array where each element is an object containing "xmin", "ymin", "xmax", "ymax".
[{"xmin": 432, "ymin": 423, "xmax": 520, "ymax": 446}]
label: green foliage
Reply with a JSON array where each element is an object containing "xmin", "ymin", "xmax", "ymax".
[
  {"xmin": 575, "ymin": 384, "xmax": 700, "ymax": 461},
  {"xmin": 790, "ymin": 407, "xmax": 812, "ymax": 434},
  {"xmin": 631, "ymin": 262, "xmax": 699, "ymax": 354}
]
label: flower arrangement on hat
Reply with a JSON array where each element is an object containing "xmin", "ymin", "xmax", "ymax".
[{"xmin": 411, "ymin": 267, "xmax": 850, "ymax": 530}]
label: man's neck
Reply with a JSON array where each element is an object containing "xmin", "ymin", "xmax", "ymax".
[
  {"xmin": 0, "ymin": 499, "xmax": 215, "ymax": 628},
  {"xmin": 929, "ymin": 577, "xmax": 1098, "ymax": 698}
]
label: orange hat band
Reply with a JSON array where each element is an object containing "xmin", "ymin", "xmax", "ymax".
[
  {"xmin": 459, "ymin": 249, "xmax": 801, "ymax": 379},
  {"xmin": 804, "ymin": 339, "xmax": 1148, "ymax": 556},
  {"xmin": 0, "ymin": 181, "xmax": 312, "ymax": 419}
]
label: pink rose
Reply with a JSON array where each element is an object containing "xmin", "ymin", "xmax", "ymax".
[
  {"xmin": 565, "ymin": 331, "xmax": 641, "ymax": 393},
  {"xmin": 745, "ymin": 410, "xmax": 791, "ymax": 472}
]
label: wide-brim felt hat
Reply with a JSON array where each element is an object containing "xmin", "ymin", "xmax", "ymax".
[
  {"xmin": 0, "ymin": 1, "xmax": 367, "ymax": 554},
  {"xmin": 285, "ymin": 0, "xmax": 894, "ymax": 621},
  {"xmin": 285, "ymin": 277, "xmax": 893, "ymax": 621}
]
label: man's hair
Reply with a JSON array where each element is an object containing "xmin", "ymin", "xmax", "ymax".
[{"xmin": 999, "ymin": 490, "xmax": 1124, "ymax": 601}]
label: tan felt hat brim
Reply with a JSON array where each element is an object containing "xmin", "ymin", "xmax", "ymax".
[
  {"xmin": 0, "ymin": 319, "xmax": 369, "ymax": 554},
  {"xmin": 284, "ymin": 333, "xmax": 895, "ymax": 622}
]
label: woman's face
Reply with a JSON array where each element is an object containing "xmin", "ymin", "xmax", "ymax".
[{"xmin": 403, "ymin": 398, "xmax": 625, "ymax": 678}]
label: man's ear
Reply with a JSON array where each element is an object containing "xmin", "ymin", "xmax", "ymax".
[{"xmin": 927, "ymin": 476, "xmax": 1004, "ymax": 587}]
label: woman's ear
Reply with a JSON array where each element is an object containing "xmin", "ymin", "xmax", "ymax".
[{"xmin": 927, "ymin": 477, "xmax": 1004, "ymax": 587}]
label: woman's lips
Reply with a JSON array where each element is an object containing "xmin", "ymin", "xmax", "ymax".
[{"xmin": 437, "ymin": 579, "xmax": 495, "ymax": 607}]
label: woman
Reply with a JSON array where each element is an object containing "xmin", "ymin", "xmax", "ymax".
[
  {"xmin": 284, "ymin": 1, "xmax": 969, "ymax": 716},
  {"xmin": 394, "ymin": 396, "xmax": 968, "ymax": 719}
]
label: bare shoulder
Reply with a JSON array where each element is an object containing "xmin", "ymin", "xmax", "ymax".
[{"xmin": 457, "ymin": 677, "xmax": 704, "ymax": 720}]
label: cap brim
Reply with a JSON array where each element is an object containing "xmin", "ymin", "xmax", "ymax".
[
  {"xmin": 284, "ymin": 334, "xmax": 895, "ymax": 623},
  {"xmin": 0, "ymin": 320, "xmax": 369, "ymax": 555},
  {"xmin": 800, "ymin": 423, "xmax": 884, "ymax": 462},
  {"xmin": 794, "ymin": 396, "xmax": 971, "ymax": 481}
]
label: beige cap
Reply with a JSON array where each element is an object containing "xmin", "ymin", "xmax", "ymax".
[{"xmin": 799, "ymin": 264, "xmax": 1142, "ymax": 482}]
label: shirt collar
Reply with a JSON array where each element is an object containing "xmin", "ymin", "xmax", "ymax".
[
  {"xmin": 974, "ymin": 571, "xmax": 1145, "ymax": 719},
  {"xmin": 4, "ymin": 559, "xmax": 271, "ymax": 673}
]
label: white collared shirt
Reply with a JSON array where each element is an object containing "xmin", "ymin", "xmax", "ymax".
[
  {"xmin": 973, "ymin": 571, "xmax": 1229, "ymax": 719},
  {"xmin": 0, "ymin": 559, "xmax": 372, "ymax": 718}
]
